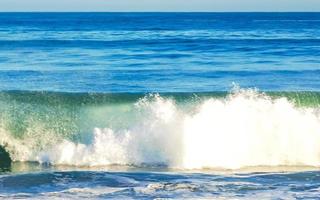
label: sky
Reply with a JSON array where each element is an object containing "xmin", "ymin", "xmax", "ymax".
[{"xmin": 0, "ymin": 0, "xmax": 319, "ymax": 12}]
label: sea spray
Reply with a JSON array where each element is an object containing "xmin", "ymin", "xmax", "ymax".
[
  {"xmin": 37, "ymin": 90, "xmax": 320, "ymax": 169},
  {"xmin": 38, "ymin": 94, "xmax": 184, "ymax": 167},
  {"xmin": 183, "ymin": 89, "xmax": 320, "ymax": 169},
  {"xmin": 1, "ymin": 89, "xmax": 320, "ymax": 169}
]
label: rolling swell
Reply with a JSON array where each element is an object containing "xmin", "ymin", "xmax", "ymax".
[{"xmin": 0, "ymin": 89, "xmax": 320, "ymax": 169}]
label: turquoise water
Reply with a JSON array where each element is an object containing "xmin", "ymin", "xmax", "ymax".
[{"xmin": 1, "ymin": 13, "xmax": 320, "ymax": 199}]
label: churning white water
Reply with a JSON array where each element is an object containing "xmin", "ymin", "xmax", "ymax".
[{"xmin": 2, "ymin": 89, "xmax": 320, "ymax": 169}]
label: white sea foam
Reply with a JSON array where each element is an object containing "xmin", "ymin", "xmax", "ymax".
[{"xmin": 2, "ymin": 89, "xmax": 320, "ymax": 169}]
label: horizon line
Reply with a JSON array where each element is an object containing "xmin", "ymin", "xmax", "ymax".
[{"xmin": 0, "ymin": 11, "xmax": 320, "ymax": 13}]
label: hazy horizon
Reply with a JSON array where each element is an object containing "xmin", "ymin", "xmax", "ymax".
[
  {"xmin": 0, "ymin": 11, "xmax": 320, "ymax": 13},
  {"xmin": 0, "ymin": 0, "xmax": 319, "ymax": 12}
]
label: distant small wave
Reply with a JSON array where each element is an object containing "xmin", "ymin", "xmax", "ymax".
[{"xmin": 253, "ymin": 20, "xmax": 320, "ymax": 22}]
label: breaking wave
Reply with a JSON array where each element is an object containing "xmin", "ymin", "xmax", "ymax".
[{"xmin": 1, "ymin": 88, "xmax": 320, "ymax": 169}]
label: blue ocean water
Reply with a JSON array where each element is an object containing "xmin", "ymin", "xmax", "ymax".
[
  {"xmin": 1, "ymin": 13, "xmax": 320, "ymax": 199},
  {"xmin": 2, "ymin": 168, "xmax": 320, "ymax": 199},
  {"xmin": 0, "ymin": 12, "xmax": 319, "ymax": 92}
]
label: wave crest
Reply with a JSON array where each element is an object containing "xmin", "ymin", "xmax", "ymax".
[{"xmin": 1, "ymin": 89, "xmax": 320, "ymax": 169}]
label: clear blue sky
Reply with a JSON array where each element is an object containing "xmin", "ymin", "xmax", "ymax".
[{"xmin": 0, "ymin": 0, "xmax": 319, "ymax": 12}]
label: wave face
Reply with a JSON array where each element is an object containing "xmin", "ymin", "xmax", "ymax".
[{"xmin": 1, "ymin": 89, "xmax": 320, "ymax": 169}]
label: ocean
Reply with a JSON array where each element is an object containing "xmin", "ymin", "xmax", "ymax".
[{"xmin": 0, "ymin": 12, "xmax": 320, "ymax": 199}]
